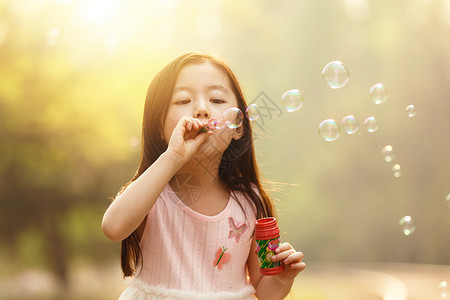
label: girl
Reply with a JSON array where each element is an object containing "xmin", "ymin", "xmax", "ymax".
[{"xmin": 101, "ymin": 52, "xmax": 306, "ymax": 300}]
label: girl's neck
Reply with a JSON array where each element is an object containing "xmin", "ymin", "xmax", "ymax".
[{"xmin": 169, "ymin": 162, "xmax": 230, "ymax": 216}]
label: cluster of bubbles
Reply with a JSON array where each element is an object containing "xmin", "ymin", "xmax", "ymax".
[
  {"xmin": 317, "ymin": 62, "xmax": 385, "ymax": 141},
  {"xmin": 315, "ymin": 115, "xmax": 380, "ymax": 141},
  {"xmin": 316, "ymin": 84, "xmax": 383, "ymax": 141},
  {"xmin": 233, "ymin": 65, "xmax": 449, "ymax": 297},
  {"xmin": 239, "ymin": 60, "xmax": 419, "ymax": 148},
  {"xmin": 316, "ymin": 62, "xmax": 426, "ymax": 241},
  {"xmin": 239, "ymin": 63, "xmax": 448, "ymax": 272},
  {"xmin": 240, "ymin": 61, "xmax": 417, "ymax": 140},
  {"xmin": 381, "ymin": 145, "xmax": 402, "ymax": 178}
]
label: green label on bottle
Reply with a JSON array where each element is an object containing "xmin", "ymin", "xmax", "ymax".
[{"xmin": 256, "ymin": 237, "xmax": 283, "ymax": 270}]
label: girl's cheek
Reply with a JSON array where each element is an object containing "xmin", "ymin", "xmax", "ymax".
[{"xmin": 215, "ymin": 129, "xmax": 234, "ymax": 146}]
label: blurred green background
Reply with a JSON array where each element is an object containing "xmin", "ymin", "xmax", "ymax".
[{"xmin": 0, "ymin": 0, "xmax": 449, "ymax": 299}]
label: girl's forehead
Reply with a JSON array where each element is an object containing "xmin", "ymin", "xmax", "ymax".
[{"xmin": 175, "ymin": 62, "xmax": 233, "ymax": 91}]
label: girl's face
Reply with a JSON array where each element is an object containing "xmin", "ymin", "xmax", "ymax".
[{"xmin": 162, "ymin": 62, "xmax": 240, "ymax": 146}]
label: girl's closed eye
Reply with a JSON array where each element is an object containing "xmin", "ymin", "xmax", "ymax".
[
  {"xmin": 210, "ymin": 98, "xmax": 226, "ymax": 104},
  {"xmin": 175, "ymin": 99, "xmax": 191, "ymax": 105}
]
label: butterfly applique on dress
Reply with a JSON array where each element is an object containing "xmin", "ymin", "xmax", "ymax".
[
  {"xmin": 228, "ymin": 217, "xmax": 248, "ymax": 243},
  {"xmin": 213, "ymin": 246, "xmax": 231, "ymax": 270}
]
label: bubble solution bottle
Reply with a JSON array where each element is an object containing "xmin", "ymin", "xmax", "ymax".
[{"xmin": 255, "ymin": 217, "xmax": 284, "ymax": 275}]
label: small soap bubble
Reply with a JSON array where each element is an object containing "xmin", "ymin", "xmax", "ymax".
[
  {"xmin": 245, "ymin": 104, "xmax": 259, "ymax": 121},
  {"xmin": 439, "ymin": 281, "xmax": 448, "ymax": 298},
  {"xmin": 322, "ymin": 61, "xmax": 350, "ymax": 89},
  {"xmin": 341, "ymin": 115, "xmax": 359, "ymax": 134},
  {"xmin": 399, "ymin": 215, "xmax": 415, "ymax": 236},
  {"xmin": 446, "ymin": 193, "xmax": 450, "ymax": 208},
  {"xmin": 381, "ymin": 145, "xmax": 395, "ymax": 162},
  {"xmin": 406, "ymin": 104, "xmax": 416, "ymax": 117},
  {"xmin": 369, "ymin": 83, "xmax": 388, "ymax": 104},
  {"xmin": 392, "ymin": 163, "xmax": 402, "ymax": 178},
  {"xmin": 216, "ymin": 107, "xmax": 243, "ymax": 129},
  {"xmin": 281, "ymin": 89, "xmax": 304, "ymax": 112},
  {"xmin": 364, "ymin": 117, "xmax": 379, "ymax": 133},
  {"xmin": 318, "ymin": 119, "xmax": 340, "ymax": 141}
]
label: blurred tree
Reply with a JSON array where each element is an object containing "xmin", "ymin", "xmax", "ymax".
[{"xmin": 0, "ymin": 2, "xmax": 139, "ymax": 287}]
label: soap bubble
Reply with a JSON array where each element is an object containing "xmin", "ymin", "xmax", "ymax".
[
  {"xmin": 318, "ymin": 119, "xmax": 340, "ymax": 141},
  {"xmin": 216, "ymin": 107, "xmax": 243, "ymax": 129},
  {"xmin": 364, "ymin": 117, "xmax": 379, "ymax": 133},
  {"xmin": 322, "ymin": 61, "xmax": 350, "ymax": 89},
  {"xmin": 399, "ymin": 216, "xmax": 415, "ymax": 236},
  {"xmin": 381, "ymin": 145, "xmax": 395, "ymax": 162},
  {"xmin": 392, "ymin": 163, "xmax": 402, "ymax": 178},
  {"xmin": 369, "ymin": 83, "xmax": 388, "ymax": 104},
  {"xmin": 406, "ymin": 104, "xmax": 416, "ymax": 117},
  {"xmin": 446, "ymin": 193, "xmax": 450, "ymax": 208},
  {"xmin": 341, "ymin": 115, "xmax": 359, "ymax": 134},
  {"xmin": 281, "ymin": 89, "xmax": 304, "ymax": 112},
  {"xmin": 245, "ymin": 104, "xmax": 260, "ymax": 121},
  {"xmin": 439, "ymin": 281, "xmax": 448, "ymax": 298}
]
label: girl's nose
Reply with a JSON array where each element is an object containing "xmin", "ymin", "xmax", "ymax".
[
  {"xmin": 196, "ymin": 111, "xmax": 209, "ymax": 119},
  {"xmin": 194, "ymin": 100, "xmax": 210, "ymax": 119}
]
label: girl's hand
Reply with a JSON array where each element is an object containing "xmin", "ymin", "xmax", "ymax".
[
  {"xmin": 271, "ymin": 242, "xmax": 306, "ymax": 284},
  {"xmin": 166, "ymin": 117, "xmax": 212, "ymax": 163}
]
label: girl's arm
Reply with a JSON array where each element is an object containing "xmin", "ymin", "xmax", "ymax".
[
  {"xmin": 247, "ymin": 237, "xmax": 306, "ymax": 300},
  {"xmin": 101, "ymin": 117, "xmax": 211, "ymax": 241}
]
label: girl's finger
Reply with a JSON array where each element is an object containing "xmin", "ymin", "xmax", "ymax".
[
  {"xmin": 275, "ymin": 242, "xmax": 293, "ymax": 254},
  {"xmin": 290, "ymin": 262, "xmax": 306, "ymax": 270},
  {"xmin": 186, "ymin": 119, "xmax": 193, "ymax": 131},
  {"xmin": 272, "ymin": 249, "xmax": 296, "ymax": 262},
  {"xmin": 283, "ymin": 251, "xmax": 304, "ymax": 265}
]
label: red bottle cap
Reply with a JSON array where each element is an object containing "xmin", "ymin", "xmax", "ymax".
[{"xmin": 255, "ymin": 217, "xmax": 280, "ymax": 240}]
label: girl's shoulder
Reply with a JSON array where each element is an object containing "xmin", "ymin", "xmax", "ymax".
[{"xmin": 231, "ymin": 185, "xmax": 259, "ymax": 218}]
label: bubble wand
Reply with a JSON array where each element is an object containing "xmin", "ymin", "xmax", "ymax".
[{"xmin": 199, "ymin": 118, "xmax": 219, "ymax": 133}]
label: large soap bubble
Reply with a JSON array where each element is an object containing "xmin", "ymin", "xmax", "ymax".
[
  {"xmin": 322, "ymin": 61, "xmax": 350, "ymax": 89},
  {"xmin": 318, "ymin": 119, "xmax": 340, "ymax": 141},
  {"xmin": 281, "ymin": 89, "xmax": 304, "ymax": 112},
  {"xmin": 215, "ymin": 107, "xmax": 243, "ymax": 130}
]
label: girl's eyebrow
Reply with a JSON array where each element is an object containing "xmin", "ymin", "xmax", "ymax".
[
  {"xmin": 207, "ymin": 84, "xmax": 230, "ymax": 95},
  {"xmin": 173, "ymin": 84, "xmax": 230, "ymax": 95}
]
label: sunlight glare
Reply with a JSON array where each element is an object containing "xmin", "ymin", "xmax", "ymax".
[
  {"xmin": 79, "ymin": 0, "xmax": 120, "ymax": 25},
  {"xmin": 341, "ymin": 0, "xmax": 371, "ymax": 22}
]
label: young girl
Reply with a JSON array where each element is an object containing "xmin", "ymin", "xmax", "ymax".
[{"xmin": 101, "ymin": 52, "xmax": 306, "ymax": 300}]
